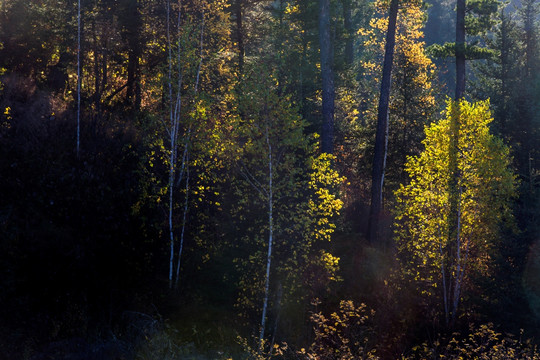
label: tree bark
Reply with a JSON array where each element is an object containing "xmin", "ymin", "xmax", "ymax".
[
  {"xmin": 523, "ymin": 0, "xmax": 537, "ymax": 78},
  {"xmin": 235, "ymin": 0, "xmax": 244, "ymax": 75},
  {"xmin": 367, "ymin": 0, "xmax": 398, "ymax": 244},
  {"xmin": 124, "ymin": 0, "xmax": 142, "ymax": 112},
  {"xmin": 500, "ymin": 8, "xmax": 509, "ymax": 134},
  {"xmin": 259, "ymin": 125, "xmax": 274, "ymax": 351},
  {"xmin": 343, "ymin": 0, "xmax": 353, "ymax": 66},
  {"xmin": 455, "ymin": 0, "xmax": 465, "ymax": 100},
  {"xmin": 447, "ymin": 0, "xmax": 465, "ymax": 317},
  {"xmin": 173, "ymin": 10, "xmax": 204, "ymax": 289},
  {"xmin": 166, "ymin": 0, "xmax": 183, "ymax": 289},
  {"xmin": 319, "ymin": 0, "xmax": 335, "ymax": 154}
]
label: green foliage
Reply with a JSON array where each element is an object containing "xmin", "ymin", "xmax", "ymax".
[
  {"xmin": 428, "ymin": 43, "xmax": 496, "ymax": 59},
  {"xmin": 232, "ymin": 65, "xmax": 344, "ymax": 342},
  {"xmin": 395, "ymin": 99, "xmax": 517, "ymax": 310},
  {"xmin": 466, "ymin": 0, "xmax": 500, "ymax": 35}
]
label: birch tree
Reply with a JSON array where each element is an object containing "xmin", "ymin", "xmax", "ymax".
[
  {"xmin": 164, "ymin": 0, "xmax": 205, "ymax": 290},
  {"xmin": 235, "ymin": 71, "xmax": 296, "ymax": 349},
  {"xmin": 395, "ymin": 99, "xmax": 516, "ymax": 325},
  {"xmin": 234, "ymin": 67, "xmax": 343, "ymax": 352}
]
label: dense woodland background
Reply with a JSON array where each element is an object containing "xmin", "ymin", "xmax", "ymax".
[{"xmin": 0, "ymin": 0, "xmax": 540, "ymax": 358}]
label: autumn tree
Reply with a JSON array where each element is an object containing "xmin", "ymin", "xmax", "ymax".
[
  {"xmin": 232, "ymin": 66, "xmax": 343, "ymax": 350},
  {"xmin": 368, "ymin": 0, "xmax": 399, "ymax": 244},
  {"xmin": 395, "ymin": 99, "xmax": 516, "ymax": 326},
  {"xmin": 354, "ymin": 0, "xmax": 436, "ymax": 240}
]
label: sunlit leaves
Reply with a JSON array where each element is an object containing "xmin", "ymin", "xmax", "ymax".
[{"xmin": 395, "ymin": 99, "xmax": 517, "ymax": 304}]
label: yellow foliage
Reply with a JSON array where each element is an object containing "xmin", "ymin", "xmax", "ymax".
[{"xmin": 395, "ymin": 99, "xmax": 517, "ymax": 298}]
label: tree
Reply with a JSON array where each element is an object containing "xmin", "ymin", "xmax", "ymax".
[
  {"xmin": 233, "ymin": 65, "xmax": 343, "ymax": 350},
  {"xmin": 472, "ymin": 5, "xmax": 521, "ymax": 136},
  {"xmin": 119, "ymin": 0, "xmax": 143, "ymax": 112},
  {"xmin": 428, "ymin": 0, "xmax": 500, "ymax": 98},
  {"xmin": 428, "ymin": 0, "xmax": 499, "ymax": 275},
  {"xmin": 367, "ymin": 0, "xmax": 399, "ymax": 244},
  {"xmin": 319, "ymin": 0, "xmax": 335, "ymax": 154},
  {"xmin": 395, "ymin": 99, "xmax": 516, "ymax": 325},
  {"xmin": 520, "ymin": 0, "xmax": 538, "ymax": 79}
]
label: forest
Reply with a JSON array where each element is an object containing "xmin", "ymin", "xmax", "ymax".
[{"xmin": 0, "ymin": 0, "xmax": 539, "ymax": 358}]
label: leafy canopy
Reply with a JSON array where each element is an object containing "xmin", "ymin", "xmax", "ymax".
[{"xmin": 395, "ymin": 99, "xmax": 517, "ymax": 298}]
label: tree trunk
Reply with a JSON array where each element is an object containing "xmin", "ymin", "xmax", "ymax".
[
  {"xmin": 367, "ymin": 0, "xmax": 398, "ymax": 244},
  {"xmin": 450, "ymin": 186, "xmax": 463, "ymax": 325},
  {"xmin": 447, "ymin": 0, "xmax": 465, "ymax": 316},
  {"xmin": 523, "ymin": 0, "xmax": 537, "ymax": 78},
  {"xmin": 259, "ymin": 125, "xmax": 274, "ymax": 351},
  {"xmin": 235, "ymin": 0, "xmax": 244, "ymax": 75},
  {"xmin": 343, "ymin": 0, "xmax": 353, "ymax": 66},
  {"xmin": 319, "ymin": 0, "xmax": 334, "ymax": 154},
  {"xmin": 166, "ymin": 0, "xmax": 183, "ymax": 289},
  {"xmin": 124, "ymin": 0, "xmax": 142, "ymax": 112},
  {"xmin": 500, "ymin": 8, "xmax": 509, "ymax": 134},
  {"xmin": 455, "ymin": 0, "xmax": 465, "ymax": 100},
  {"xmin": 173, "ymin": 10, "xmax": 204, "ymax": 290},
  {"xmin": 174, "ymin": 151, "xmax": 190, "ymax": 290}
]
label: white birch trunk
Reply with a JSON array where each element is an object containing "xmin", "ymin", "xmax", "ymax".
[
  {"xmin": 174, "ymin": 151, "xmax": 190, "ymax": 289},
  {"xmin": 440, "ymin": 237, "xmax": 449, "ymax": 325},
  {"xmin": 451, "ymin": 186, "xmax": 463, "ymax": 323},
  {"xmin": 166, "ymin": 0, "xmax": 182, "ymax": 289},
  {"xmin": 259, "ymin": 125, "xmax": 273, "ymax": 350},
  {"xmin": 173, "ymin": 10, "xmax": 204, "ymax": 290}
]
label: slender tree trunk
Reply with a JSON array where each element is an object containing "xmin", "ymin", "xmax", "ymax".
[
  {"xmin": 174, "ymin": 151, "xmax": 189, "ymax": 289},
  {"xmin": 342, "ymin": 0, "xmax": 353, "ymax": 66},
  {"xmin": 166, "ymin": 0, "xmax": 182, "ymax": 289},
  {"xmin": 259, "ymin": 125, "xmax": 274, "ymax": 351},
  {"xmin": 125, "ymin": 0, "xmax": 142, "ymax": 112},
  {"xmin": 268, "ymin": 282, "xmax": 283, "ymax": 357},
  {"xmin": 319, "ymin": 0, "xmax": 335, "ymax": 154},
  {"xmin": 455, "ymin": 0, "xmax": 465, "ymax": 100},
  {"xmin": 367, "ymin": 0, "xmax": 399, "ymax": 244},
  {"xmin": 450, "ymin": 186, "xmax": 463, "ymax": 324},
  {"xmin": 440, "ymin": 238, "xmax": 449, "ymax": 325},
  {"xmin": 500, "ymin": 8, "xmax": 509, "ymax": 134},
  {"xmin": 173, "ymin": 11, "xmax": 204, "ymax": 289},
  {"xmin": 523, "ymin": 0, "xmax": 537, "ymax": 79},
  {"xmin": 235, "ymin": 0, "xmax": 244, "ymax": 75},
  {"xmin": 447, "ymin": 0, "xmax": 465, "ymax": 318}
]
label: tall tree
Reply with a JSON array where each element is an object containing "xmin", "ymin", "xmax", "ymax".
[
  {"xmin": 395, "ymin": 99, "xmax": 517, "ymax": 326},
  {"xmin": 455, "ymin": 0, "xmax": 465, "ymax": 99},
  {"xmin": 367, "ymin": 0, "xmax": 399, "ymax": 244},
  {"xmin": 428, "ymin": 0, "xmax": 499, "ymax": 272},
  {"xmin": 521, "ymin": 0, "xmax": 538, "ymax": 79},
  {"xmin": 235, "ymin": 0, "xmax": 245, "ymax": 75},
  {"xmin": 342, "ymin": 0, "xmax": 354, "ymax": 66},
  {"xmin": 319, "ymin": 0, "xmax": 335, "ymax": 154},
  {"xmin": 120, "ymin": 0, "xmax": 143, "ymax": 111}
]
